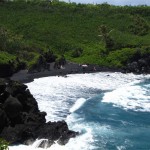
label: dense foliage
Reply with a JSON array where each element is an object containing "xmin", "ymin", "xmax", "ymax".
[
  {"xmin": 0, "ymin": 138, "xmax": 9, "ymax": 150},
  {"xmin": 0, "ymin": 0, "xmax": 149, "ymax": 69}
]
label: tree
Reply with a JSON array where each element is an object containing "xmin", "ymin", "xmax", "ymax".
[{"xmin": 98, "ymin": 25, "xmax": 114, "ymax": 52}]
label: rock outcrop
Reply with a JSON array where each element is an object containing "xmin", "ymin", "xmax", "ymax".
[
  {"xmin": 0, "ymin": 59, "xmax": 26, "ymax": 78},
  {"xmin": 0, "ymin": 78, "xmax": 78, "ymax": 148},
  {"xmin": 125, "ymin": 56, "xmax": 150, "ymax": 74}
]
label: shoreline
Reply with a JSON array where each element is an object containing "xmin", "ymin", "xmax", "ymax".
[{"xmin": 10, "ymin": 62, "xmax": 123, "ymax": 83}]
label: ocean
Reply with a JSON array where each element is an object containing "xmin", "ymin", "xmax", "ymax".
[{"xmin": 9, "ymin": 72, "xmax": 150, "ymax": 150}]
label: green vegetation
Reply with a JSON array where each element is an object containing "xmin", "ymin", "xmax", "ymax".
[
  {"xmin": 0, "ymin": 51, "xmax": 15, "ymax": 64},
  {"xmin": 0, "ymin": 138, "xmax": 9, "ymax": 150},
  {"xmin": 0, "ymin": 0, "xmax": 149, "ymax": 69}
]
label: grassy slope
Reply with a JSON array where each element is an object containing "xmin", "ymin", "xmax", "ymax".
[{"xmin": 0, "ymin": 1, "xmax": 150, "ymax": 68}]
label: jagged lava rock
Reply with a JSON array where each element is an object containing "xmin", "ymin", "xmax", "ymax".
[{"xmin": 0, "ymin": 78, "xmax": 78, "ymax": 147}]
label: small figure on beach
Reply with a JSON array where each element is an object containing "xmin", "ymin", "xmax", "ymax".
[
  {"xmin": 54, "ymin": 55, "xmax": 66, "ymax": 70},
  {"xmin": 82, "ymin": 64, "xmax": 88, "ymax": 68},
  {"xmin": 81, "ymin": 64, "xmax": 88, "ymax": 72},
  {"xmin": 93, "ymin": 66, "xmax": 96, "ymax": 71},
  {"xmin": 60, "ymin": 65, "xmax": 65, "ymax": 69}
]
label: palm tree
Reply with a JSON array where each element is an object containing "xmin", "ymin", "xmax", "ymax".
[{"xmin": 98, "ymin": 25, "xmax": 114, "ymax": 52}]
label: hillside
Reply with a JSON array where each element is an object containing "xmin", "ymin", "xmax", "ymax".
[{"xmin": 0, "ymin": 0, "xmax": 150, "ymax": 74}]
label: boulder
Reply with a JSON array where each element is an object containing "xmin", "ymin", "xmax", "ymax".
[
  {"xmin": 4, "ymin": 95, "xmax": 23, "ymax": 118},
  {"xmin": 4, "ymin": 95, "xmax": 23, "ymax": 125}
]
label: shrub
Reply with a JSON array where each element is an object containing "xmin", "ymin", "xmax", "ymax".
[
  {"xmin": 106, "ymin": 48, "xmax": 136, "ymax": 67},
  {"xmin": 0, "ymin": 52, "xmax": 15, "ymax": 64},
  {"xmin": 0, "ymin": 138, "xmax": 9, "ymax": 150}
]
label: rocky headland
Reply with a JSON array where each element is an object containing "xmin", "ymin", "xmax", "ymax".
[{"xmin": 0, "ymin": 78, "xmax": 78, "ymax": 148}]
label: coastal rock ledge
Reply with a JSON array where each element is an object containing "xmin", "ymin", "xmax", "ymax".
[{"xmin": 0, "ymin": 78, "xmax": 78, "ymax": 148}]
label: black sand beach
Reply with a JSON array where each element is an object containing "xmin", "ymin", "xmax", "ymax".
[{"xmin": 10, "ymin": 62, "xmax": 122, "ymax": 83}]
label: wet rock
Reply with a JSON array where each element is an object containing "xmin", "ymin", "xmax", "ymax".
[
  {"xmin": 38, "ymin": 139, "xmax": 54, "ymax": 148},
  {"xmin": 58, "ymin": 130, "xmax": 79, "ymax": 145}
]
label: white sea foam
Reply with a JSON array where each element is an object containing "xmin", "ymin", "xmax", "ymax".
[
  {"xmin": 26, "ymin": 72, "xmax": 146, "ymax": 121},
  {"xmin": 32, "ymin": 139, "xmax": 49, "ymax": 148},
  {"xmin": 102, "ymin": 79, "xmax": 150, "ymax": 112},
  {"xmin": 9, "ymin": 72, "xmax": 149, "ymax": 150},
  {"xmin": 69, "ymin": 98, "xmax": 87, "ymax": 113}
]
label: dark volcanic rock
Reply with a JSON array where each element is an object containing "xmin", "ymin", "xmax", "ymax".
[
  {"xmin": 0, "ymin": 64, "xmax": 14, "ymax": 78},
  {"xmin": 0, "ymin": 79, "xmax": 6, "ymax": 94},
  {"xmin": 0, "ymin": 78, "xmax": 78, "ymax": 148},
  {"xmin": 35, "ymin": 121, "xmax": 70, "ymax": 140},
  {"xmin": 33, "ymin": 120, "xmax": 79, "ymax": 146},
  {"xmin": 125, "ymin": 55, "xmax": 150, "ymax": 74},
  {"xmin": 4, "ymin": 96, "xmax": 23, "ymax": 118},
  {"xmin": 1, "ymin": 124, "xmax": 26, "ymax": 144},
  {"xmin": 0, "ymin": 108, "xmax": 8, "ymax": 133},
  {"xmin": 58, "ymin": 130, "xmax": 78, "ymax": 145}
]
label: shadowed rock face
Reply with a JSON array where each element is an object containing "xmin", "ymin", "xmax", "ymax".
[
  {"xmin": 0, "ymin": 78, "xmax": 78, "ymax": 148},
  {"xmin": 0, "ymin": 108, "xmax": 8, "ymax": 133},
  {"xmin": 0, "ymin": 64, "xmax": 14, "ymax": 78},
  {"xmin": 4, "ymin": 96, "xmax": 23, "ymax": 117}
]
